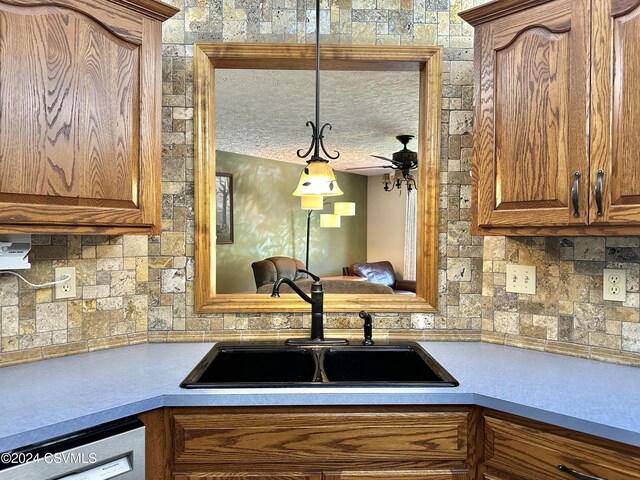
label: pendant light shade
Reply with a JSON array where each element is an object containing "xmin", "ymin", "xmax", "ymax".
[
  {"xmin": 333, "ymin": 202, "xmax": 356, "ymax": 216},
  {"xmin": 320, "ymin": 213, "xmax": 341, "ymax": 228},
  {"xmin": 293, "ymin": 0, "xmax": 343, "ymax": 201},
  {"xmin": 300, "ymin": 195, "xmax": 324, "ymax": 209},
  {"xmin": 292, "ymin": 160, "xmax": 344, "ymax": 197}
]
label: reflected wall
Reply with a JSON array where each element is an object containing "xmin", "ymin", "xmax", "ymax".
[{"xmin": 216, "ymin": 151, "xmax": 368, "ymax": 293}]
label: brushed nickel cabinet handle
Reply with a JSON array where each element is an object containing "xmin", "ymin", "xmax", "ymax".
[
  {"xmin": 571, "ymin": 171, "xmax": 580, "ymax": 217},
  {"xmin": 558, "ymin": 464, "xmax": 607, "ymax": 480},
  {"xmin": 595, "ymin": 169, "xmax": 604, "ymax": 217}
]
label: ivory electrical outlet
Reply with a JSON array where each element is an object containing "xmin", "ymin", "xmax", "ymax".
[
  {"xmin": 55, "ymin": 267, "xmax": 76, "ymax": 300},
  {"xmin": 506, "ymin": 264, "xmax": 536, "ymax": 294},
  {"xmin": 603, "ymin": 268, "xmax": 626, "ymax": 302}
]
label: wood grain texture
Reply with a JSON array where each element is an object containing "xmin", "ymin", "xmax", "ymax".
[
  {"xmin": 0, "ymin": 0, "xmax": 174, "ymax": 234},
  {"xmin": 464, "ymin": 0, "xmax": 591, "ymax": 230},
  {"xmin": 7, "ymin": 0, "xmax": 145, "ymax": 45},
  {"xmin": 193, "ymin": 43, "xmax": 441, "ymax": 313},
  {"xmin": 590, "ymin": 0, "xmax": 640, "ymax": 225},
  {"xmin": 172, "ymin": 410, "xmax": 469, "ymax": 465},
  {"xmin": 494, "ymin": 28, "xmax": 570, "ymax": 209},
  {"xmin": 174, "ymin": 474, "xmax": 322, "ymax": 480},
  {"xmin": 458, "ymin": 0, "xmax": 557, "ymax": 26},
  {"xmin": 143, "ymin": 406, "xmax": 475, "ymax": 478},
  {"xmin": 0, "ymin": 4, "xmax": 137, "ymax": 200},
  {"xmin": 483, "ymin": 411, "xmax": 640, "ymax": 480},
  {"xmin": 110, "ymin": 0, "xmax": 179, "ymax": 21},
  {"xmin": 472, "ymin": 223, "xmax": 640, "ymax": 236},
  {"xmin": 323, "ymin": 471, "xmax": 468, "ymax": 479},
  {"xmin": 465, "ymin": 0, "xmax": 640, "ymax": 234},
  {"xmin": 139, "ymin": 408, "xmax": 173, "ymax": 480}
]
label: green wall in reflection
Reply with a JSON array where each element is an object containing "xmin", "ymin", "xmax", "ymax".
[{"xmin": 216, "ymin": 151, "xmax": 368, "ymax": 293}]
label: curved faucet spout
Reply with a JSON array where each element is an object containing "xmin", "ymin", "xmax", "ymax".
[
  {"xmin": 271, "ymin": 277, "xmax": 314, "ymax": 304},
  {"xmin": 270, "ymin": 273, "xmax": 347, "ymax": 345}
]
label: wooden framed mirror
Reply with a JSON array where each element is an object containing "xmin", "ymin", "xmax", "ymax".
[{"xmin": 194, "ymin": 43, "xmax": 441, "ymax": 313}]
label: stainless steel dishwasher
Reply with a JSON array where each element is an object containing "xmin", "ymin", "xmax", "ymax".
[{"xmin": 0, "ymin": 416, "xmax": 144, "ymax": 479}]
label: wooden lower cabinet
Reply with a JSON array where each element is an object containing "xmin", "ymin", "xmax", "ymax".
[
  {"xmin": 141, "ymin": 407, "xmax": 640, "ymax": 480},
  {"xmin": 323, "ymin": 471, "xmax": 467, "ymax": 479},
  {"xmin": 141, "ymin": 406, "xmax": 479, "ymax": 480},
  {"xmin": 174, "ymin": 474, "xmax": 322, "ymax": 479},
  {"xmin": 174, "ymin": 472, "xmax": 462, "ymax": 479},
  {"xmin": 482, "ymin": 411, "xmax": 640, "ymax": 480}
]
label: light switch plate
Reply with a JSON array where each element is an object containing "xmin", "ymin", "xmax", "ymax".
[
  {"xmin": 506, "ymin": 264, "xmax": 536, "ymax": 295},
  {"xmin": 603, "ymin": 268, "xmax": 626, "ymax": 302}
]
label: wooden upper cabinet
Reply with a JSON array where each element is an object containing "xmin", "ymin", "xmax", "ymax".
[
  {"xmin": 0, "ymin": 0, "xmax": 178, "ymax": 234},
  {"xmin": 462, "ymin": 0, "xmax": 590, "ymax": 231},
  {"xmin": 591, "ymin": 0, "xmax": 640, "ymax": 225},
  {"xmin": 461, "ymin": 0, "xmax": 640, "ymax": 235}
]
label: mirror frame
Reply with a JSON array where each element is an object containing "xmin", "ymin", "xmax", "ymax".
[{"xmin": 194, "ymin": 43, "xmax": 442, "ymax": 313}]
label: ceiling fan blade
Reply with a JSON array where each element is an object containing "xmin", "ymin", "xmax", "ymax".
[
  {"xmin": 371, "ymin": 155, "xmax": 403, "ymax": 166},
  {"xmin": 345, "ymin": 165, "xmax": 393, "ymax": 171}
]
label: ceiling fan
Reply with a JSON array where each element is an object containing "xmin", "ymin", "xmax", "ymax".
[{"xmin": 346, "ymin": 135, "xmax": 418, "ymax": 192}]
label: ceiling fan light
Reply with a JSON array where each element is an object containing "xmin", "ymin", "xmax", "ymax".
[{"xmin": 292, "ymin": 160, "xmax": 344, "ymax": 197}]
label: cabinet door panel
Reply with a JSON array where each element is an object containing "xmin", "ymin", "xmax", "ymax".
[
  {"xmin": 172, "ymin": 410, "xmax": 469, "ymax": 466},
  {"xmin": 484, "ymin": 415, "xmax": 640, "ymax": 480},
  {"xmin": 591, "ymin": 0, "xmax": 640, "ymax": 224},
  {"xmin": 174, "ymin": 474, "xmax": 322, "ymax": 480},
  {"xmin": 324, "ymin": 470, "xmax": 467, "ymax": 479},
  {"xmin": 473, "ymin": 0, "xmax": 589, "ymax": 227},
  {"xmin": 0, "ymin": 0, "xmax": 164, "ymax": 233}
]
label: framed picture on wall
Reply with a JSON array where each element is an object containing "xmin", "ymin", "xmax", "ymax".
[{"xmin": 215, "ymin": 172, "xmax": 233, "ymax": 244}]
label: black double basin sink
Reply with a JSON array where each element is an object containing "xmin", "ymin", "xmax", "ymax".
[{"xmin": 181, "ymin": 342, "xmax": 458, "ymax": 388}]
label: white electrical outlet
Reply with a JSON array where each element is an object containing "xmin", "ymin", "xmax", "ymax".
[
  {"xmin": 603, "ymin": 268, "xmax": 626, "ymax": 302},
  {"xmin": 506, "ymin": 264, "xmax": 537, "ymax": 294},
  {"xmin": 55, "ymin": 267, "xmax": 76, "ymax": 299}
]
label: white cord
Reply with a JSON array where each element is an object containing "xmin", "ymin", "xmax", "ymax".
[{"xmin": 0, "ymin": 271, "xmax": 71, "ymax": 289}]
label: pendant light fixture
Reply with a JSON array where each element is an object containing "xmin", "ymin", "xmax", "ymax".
[{"xmin": 292, "ymin": 0, "xmax": 343, "ymax": 200}]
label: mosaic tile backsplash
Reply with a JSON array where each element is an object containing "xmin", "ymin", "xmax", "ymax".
[{"xmin": 0, "ymin": 0, "xmax": 638, "ymax": 368}]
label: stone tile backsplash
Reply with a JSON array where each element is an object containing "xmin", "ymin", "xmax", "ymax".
[{"xmin": 0, "ymin": 0, "xmax": 639, "ymax": 368}]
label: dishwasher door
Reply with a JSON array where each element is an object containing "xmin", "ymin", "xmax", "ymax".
[{"xmin": 0, "ymin": 417, "xmax": 145, "ymax": 480}]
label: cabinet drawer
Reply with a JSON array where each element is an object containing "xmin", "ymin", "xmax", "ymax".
[
  {"xmin": 174, "ymin": 474, "xmax": 321, "ymax": 479},
  {"xmin": 324, "ymin": 470, "xmax": 468, "ymax": 479},
  {"xmin": 172, "ymin": 409, "xmax": 470, "ymax": 466},
  {"xmin": 484, "ymin": 414, "xmax": 640, "ymax": 480}
]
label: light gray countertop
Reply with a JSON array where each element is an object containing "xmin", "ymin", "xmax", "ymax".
[{"xmin": 0, "ymin": 341, "xmax": 638, "ymax": 452}]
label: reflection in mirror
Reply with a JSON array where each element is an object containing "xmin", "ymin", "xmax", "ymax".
[
  {"xmin": 214, "ymin": 70, "xmax": 420, "ymax": 295},
  {"xmin": 193, "ymin": 44, "xmax": 441, "ymax": 313}
]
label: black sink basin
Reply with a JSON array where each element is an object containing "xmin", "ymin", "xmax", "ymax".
[
  {"xmin": 181, "ymin": 342, "xmax": 458, "ymax": 388},
  {"xmin": 181, "ymin": 346, "xmax": 318, "ymax": 387},
  {"xmin": 322, "ymin": 345, "xmax": 457, "ymax": 385}
]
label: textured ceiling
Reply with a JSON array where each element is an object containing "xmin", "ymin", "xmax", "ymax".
[{"xmin": 215, "ymin": 69, "xmax": 420, "ymax": 176}]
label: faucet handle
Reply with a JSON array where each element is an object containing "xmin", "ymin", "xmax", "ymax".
[{"xmin": 359, "ymin": 311, "xmax": 374, "ymax": 346}]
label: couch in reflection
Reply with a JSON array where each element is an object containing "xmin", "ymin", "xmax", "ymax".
[
  {"xmin": 344, "ymin": 261, "xmax": 416, "ymax": 295},
  {"xmin": 251, "ymin": 256, "xmax": 394, "ymax": 294}
]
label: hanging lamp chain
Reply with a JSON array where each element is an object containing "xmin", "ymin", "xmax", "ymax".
[{"xmin": 296, "ymin": 0, "xmax": 339, "ymax": 162}]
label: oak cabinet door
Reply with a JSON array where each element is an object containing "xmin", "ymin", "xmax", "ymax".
[
  {"xmin": 590, "ymin": 0, "xmax": 640, "ymax": 225},
  {"xmin": 483, "ymin": 414, "xmax": 640, "ymax": 480},
  {"xmin": 0, "ymin": 0, "xmax": 173, "ymax": 234},
  {"xmin": 174, "ymin": 474, "xmax": 322, "ymax": 480},
  {"xmin": 471, "ymin": 0, "xmax": 590, "ymax": 228},
  {"xmin": 323, "ymin": 471, "xmax": 468, "ymax": 479}
]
